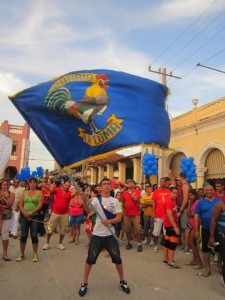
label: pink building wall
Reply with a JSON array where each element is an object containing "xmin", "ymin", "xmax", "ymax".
[{"xmin": 0, "ymin": 120, "xmax": 30, "ymax": 178}]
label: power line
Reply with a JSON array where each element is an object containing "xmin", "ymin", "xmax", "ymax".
[
  {"xmin": 172, "ymin": 23, "xmax": 225, "ymax": 72},
  {"xmin": 150, "ymin": 0, "xmax": 219, "ymax": 66},
  {"xmin": 202, "ymin": 46, "xmax": 225, "ymax": 63},
  {"xmin": 160, "ymin": 8, "xmax": 225, "ymax": 67},
  {"xmin": 168, "ymin": 66, "xmax": 197, "ymax": 86}
]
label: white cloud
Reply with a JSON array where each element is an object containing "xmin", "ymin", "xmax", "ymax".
[{"xmin": 0, "ymin": 0, "xmax": 224, "ymax": 172}]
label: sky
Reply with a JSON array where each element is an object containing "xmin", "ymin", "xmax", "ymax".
[{"xmin": 0, "ymin": 0, "xmax": 225, "ymax": 172}]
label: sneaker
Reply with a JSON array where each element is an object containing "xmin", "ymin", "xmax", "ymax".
[
  {"xmin": 153, "ymin": 246, "xmax": 158, "ymax": 253},
  {"xmin": 78, "ymin": 283, "xmax": 88, "ymax": 297},
  {"xmin": 137, "ymin": 244, "xmax": 143, "ymax": 252},
  {"xmin": 221, "ymin": 277, "xmax": 225, "ymax": 288},
  {"xmin": 142, "ymin": 237, "xmax": 148, "ymax": 245},
  {"xmin": 32, "ymin": 253, "xmax": 39, "ymax": 262},
  {"xmin": 120, "ymin": 280, "xmax": 130, "ymax": 294},
  {"xmin": 16, "ymin": 254, "xmax": 24, "ymax": 262},
  {"xmin": 57, "ymin": 243, "xmax": 65, "ymax": 250},
  {"xmin": 178, "ymin": 249, "xmax": 190, "ymax": 254},
  {"xmin": 213, "ymin": 253, "xmax": 218, "ymax": 262},
  {"xmin": 126, "ymin": 243, "xmax": 132, "ymax": 250},
  {"xmin": 149, "ymin": 239, "xmax": 154, "ymax": 246},
  {"xmin": 43, "ymin": 243, "xmax": 49, "ymax": 250},
  {"xmin": 168, "ymin": 262, "xmax": 180, "ymax": 269}
]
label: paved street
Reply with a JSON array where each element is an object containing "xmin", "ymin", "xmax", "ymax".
[{"xmin": 0, "ymin": 230, "xmax": 224, "ymax": 300}]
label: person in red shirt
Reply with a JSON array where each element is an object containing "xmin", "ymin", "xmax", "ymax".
[
  {"xmin": 152, "ymin": 178, "xmax": 170, "ymax": 252},
  {"xmin": 162, "ymin": 187, "xmax": 180, "ymax": 269},
  {"xmin": 122, "ymin": 179, "xmax": 142, "ymax": 252},
  {"xmin": 215, "ymin": 179, "xmax": 225, "ymax": 201},
  {"xmin": 42, "ymin": 181, "xmax": 75, "ymax": 250}
]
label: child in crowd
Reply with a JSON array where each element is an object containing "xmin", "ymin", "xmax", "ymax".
[{"xmin": 186, "ymin": 189, "xmax": 203, "ymax": 268}]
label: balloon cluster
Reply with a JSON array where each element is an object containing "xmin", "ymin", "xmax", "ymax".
[
  {"xmin": 142, "ymin": 153, "xmax": 158, "ymax": 176},
  {"xmin": 17, "ymin": 166, "xmax": 44, "ymax": 181},
  {"xmin": 180, "ymin": 157, "xmax": 197, "ymax": 183}
]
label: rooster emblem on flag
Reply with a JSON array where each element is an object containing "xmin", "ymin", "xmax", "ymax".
[{"xmin": 45, "ymin": 73, "xmax": 110, "ymax": 134}]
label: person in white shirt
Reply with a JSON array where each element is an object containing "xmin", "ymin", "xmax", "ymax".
[
  {"xmin": 78, "ymin": 178, "xmax": 130, "ymax": 297},
  {"xmin": 9, "ymin": 179, "xmax": 23, "ymax": 238}
]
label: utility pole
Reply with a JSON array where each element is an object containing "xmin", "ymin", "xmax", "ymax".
[
  {"xmin": 147, "ymin": 67, "xmax": 181, "ymax": 181},
  {"xmin": 148, "ymin": 66, "xmax": 181, "ymax": 111}
]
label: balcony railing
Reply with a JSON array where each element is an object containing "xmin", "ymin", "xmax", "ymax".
[{"xmin": 171, "ymin": 97, "xmax": 225, "ymax": 130}]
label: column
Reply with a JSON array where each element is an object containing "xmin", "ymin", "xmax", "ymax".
[
  {"xmin": 196, "ymin": 167, "xmax": 207, "ymax": 188},
  {"xmin": 118, "ymin": 162, "xmax": 126, "ymax": 183},
  {"xmin": 106, "ymin": 164, "xmax": 114, "ymax": 180},
  {"xmin": 98, "ymin": 166, "xmax": 105, "ymax": 183},
  {"xmin": 90, "ymin": 167, "xmax": 97, "ymax": 185},
  {"xmin": 132, "ymin": 158, "xmax": 141, "ymax": 183}
]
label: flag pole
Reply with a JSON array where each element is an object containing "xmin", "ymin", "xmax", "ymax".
[{"xmin": 64, "ymin": 169, "xmax": 122, "ymax": 245}]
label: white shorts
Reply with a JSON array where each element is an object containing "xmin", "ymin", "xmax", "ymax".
[
  {"xmin": 152, "ymin": 218, "xmax": 163, "ymax": 237},
  {"xmin": 1, "ymin": 219, "xmax": 12, "ymax": 240}
]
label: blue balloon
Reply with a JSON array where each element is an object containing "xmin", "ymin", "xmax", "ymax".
[
  {"xmin": 190, "ymin": 176, "xmax": 196, "ymax": 183},
  {"xmin": 181, "ymin": 166, "xmax": 188, "ymax": 173},
  {"xmin": 151, "ymin": 165, "xmax": 157, "ymax": 171},
  {"xmin": 147, "ymin": 170, "xmax": 154, "ymax": 176},
  {"xmin": 190, "ymin": 166, "xmax": 196, "ymax": 172},
  {"xmin": 181, "ymin": 157, "xmax": 186, "ymax": 163},
  {"xmin": 187, "ymin": 171, "xmax": 193, "ymax": 177},
  {"xmin": 188, "ymin": 157, "xmax": 194, "ymax": 162},
  {"xmin": 185, "ymin": 161, "xmax": 192, "ymax": 167}
]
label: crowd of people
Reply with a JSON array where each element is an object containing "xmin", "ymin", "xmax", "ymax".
[{"xmin": 0, "ymin": 174, "xmax": 225, "ymax": 296}]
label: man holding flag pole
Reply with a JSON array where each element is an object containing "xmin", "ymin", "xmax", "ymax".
[{"xmin": 78, "ymin": 177, "xmax": 130, "ymax": 297}]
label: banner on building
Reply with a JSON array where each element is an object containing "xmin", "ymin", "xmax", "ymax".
[
  {"xmin": 9, "ymin": 69, "xmax": 170, "ymax": 168},
  {"xmin": 0, "ymin": 131, "xmax": 13, "ymax": 176}
]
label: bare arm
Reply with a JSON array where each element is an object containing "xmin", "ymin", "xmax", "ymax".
[
  {"xmin": 129, "ymin": 191, "xmax": 139, "ymax": 202},
  {"xmin": 166, "ymin": 209, "xmax": 180, "ymax": 235},
  {"xmin": 209, "ymin": 202, "xmax": 223, "ymax": 246},
  {"xmin": 194, "ymin": 214, "xmax": 200, "ymax": 239},
  {"xmin": 180, "ymin": 184, "xmax": 189, "ymax": 212},
  {"xmin": 6, "ymin": 192, "xmax": 15, "ymax": 208},
  {"xmin": 19, "ymin": 192, "xmax": 30, "ymax": 219},
  {"xmin": 101, "ymin": 212, "xmax": 122, "ymax": 226}
]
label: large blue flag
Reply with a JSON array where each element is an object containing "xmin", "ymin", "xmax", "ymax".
[{"xmin": 9, "ymin": 70, "xmax": 170, "ymax": 168}]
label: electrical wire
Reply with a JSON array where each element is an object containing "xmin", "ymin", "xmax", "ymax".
[
  {"xmin": 150, "ymin": 0, "xmax": 219, "ymax": 66},
  {"xmin": 160, "ymin": 8, "xmax": 225, "ymax": 67},
  {"xmin": 168, "ymin": 66, "xmax": 197, "ymax": 86},
  {"xmin": 172, "ymin": 23, "xmax": 225, "ymax": 72},
  {"xmin": 202, "ymin": 46, "xmax": 225, "ymax": 63}
]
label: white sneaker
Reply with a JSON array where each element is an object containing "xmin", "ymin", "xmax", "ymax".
[
  {"xmin": 142, "ymin": 238, "xmax": 148, "ymax": 245},
  {"xmin": 153, "ymin": 246, "xmax": 158, "ymax": 253},
  {"xmin": 150, "ymin": 239, "xmax": 154, "ymax": 246},
  {"xmin": 214, "ymin": 253, "xmax": 218, "ymax": 262},
  {"xmin": 43, "ymin": 243, "xmax": 49, "ymax": 250},
  {"xmin": 57, "ymin": 243, "xmax": 65, "ymax": 250}
]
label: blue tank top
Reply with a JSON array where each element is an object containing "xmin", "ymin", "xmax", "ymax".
[{"xmin": 217, "ymin": 211, "xmax": 225, "ymax": 233}]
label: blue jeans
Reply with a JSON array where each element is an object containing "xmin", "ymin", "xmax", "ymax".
[{"xmin": 20, "ymin": 215, "xmax": 39, "ymax": 244}]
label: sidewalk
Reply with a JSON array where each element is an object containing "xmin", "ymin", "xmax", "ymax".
[{"xmin": 0, "ymin": 230, "xmax": 224, "ymax": 300}]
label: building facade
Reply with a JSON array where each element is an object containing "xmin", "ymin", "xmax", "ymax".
[
  {"xmin": 52, "ymin": 96, "xmax": 225, "ymax": 187},
  {"xmin": 165, "ymin": 97, "xmax": 225, "ymax": 188},
  {"xmin": 0, "ymin": 120, "xmax": 30, "ymax": 179}
]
